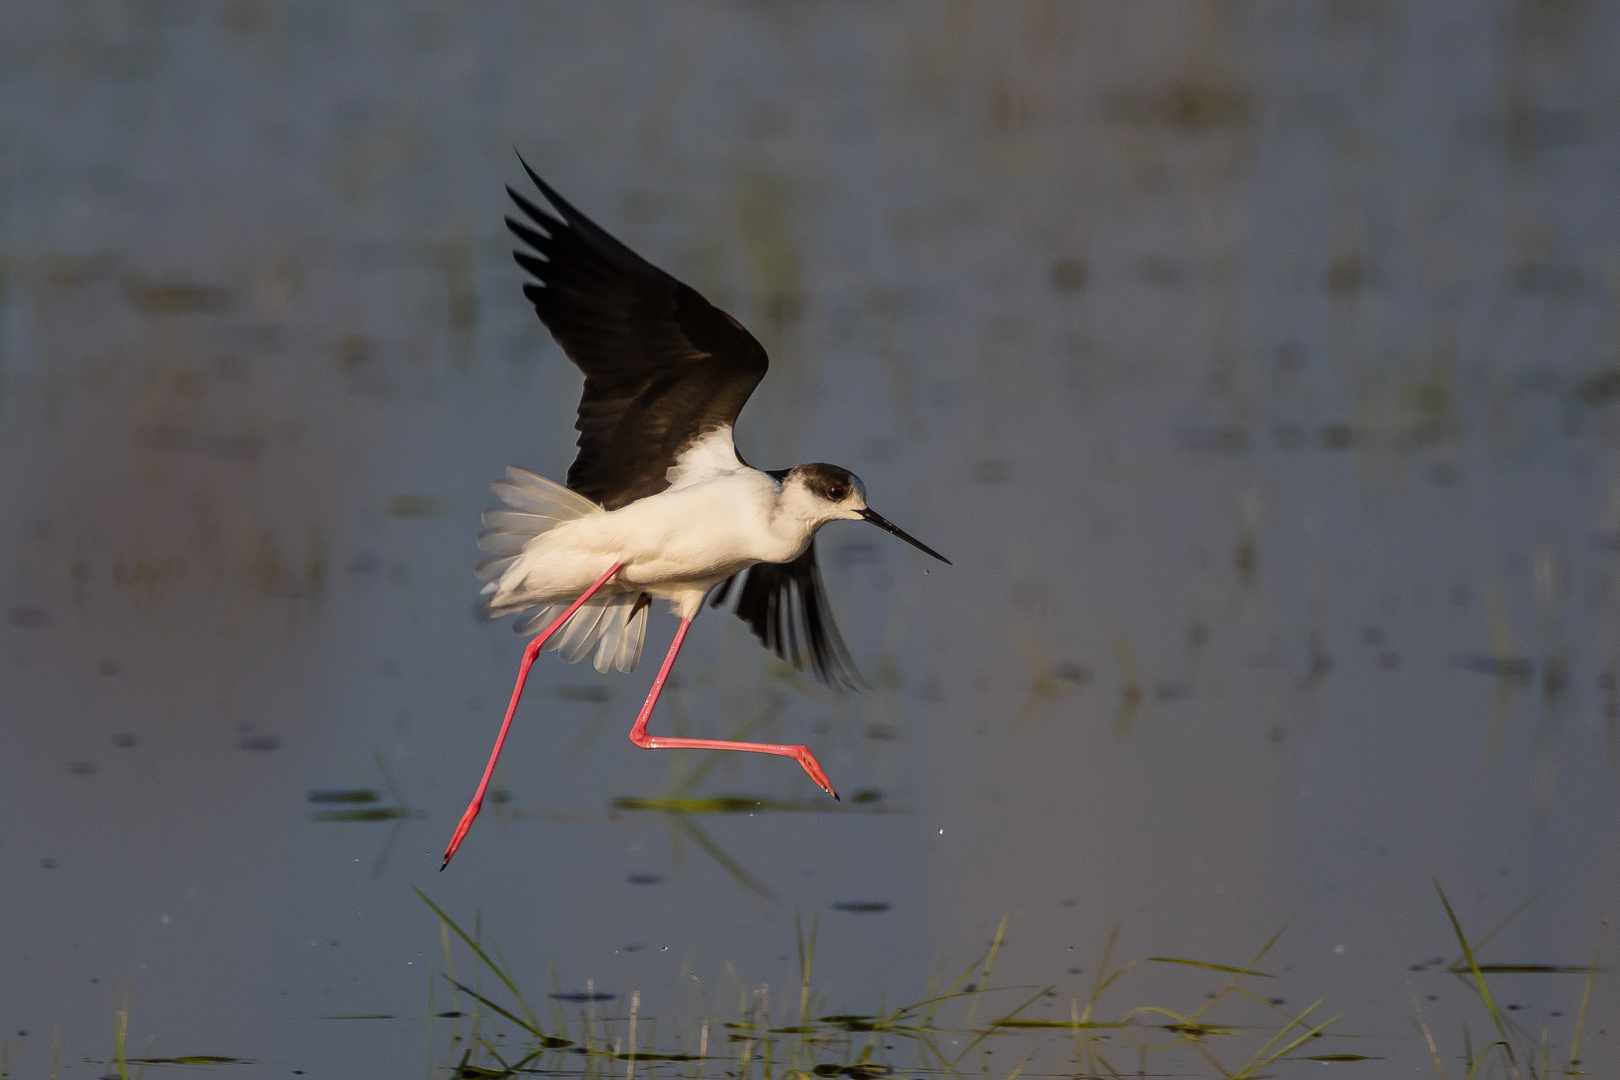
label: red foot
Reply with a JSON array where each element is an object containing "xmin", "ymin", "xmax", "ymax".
[
  {"xmin": 792, "ymin": 746, "xmax": 839, "ymax": 800},
  {"xmin": 441, "ymin": 800, "xmax": 481, "ymax": 869}
]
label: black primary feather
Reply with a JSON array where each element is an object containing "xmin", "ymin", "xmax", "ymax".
[
  {"xmin": 710, "ymin": 541, "xmax": 861, "ymax": 691},
  {"xmin": 506, "ymin": 159, "xmax": 769, "ymax": 510}
]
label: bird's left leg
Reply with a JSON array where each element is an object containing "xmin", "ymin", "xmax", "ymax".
[
  {"xmin": 441, "ymin": 560, "xmax": 624, "ymax": 869},
  {"xmin": 627, "ymin": 618, "xmax": 839, "ymax": 799}
]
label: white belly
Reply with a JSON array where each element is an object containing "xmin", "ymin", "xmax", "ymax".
[{"xmin": 494, "ymin": 471, "xmax": 807, "ymax": 616}]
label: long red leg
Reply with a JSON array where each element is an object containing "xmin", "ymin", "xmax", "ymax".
[
  {"xmin": 441, "ymin": 561, "xmax": 624, "ymax": 868},
  {"xmin": 628, "ymin": 618, "xmax": 839, "ymax": 799}
]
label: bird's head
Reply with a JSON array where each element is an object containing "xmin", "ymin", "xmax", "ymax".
[{"xmin": 782, "ymin": 463, "xmax": 950, "ymax": 564}]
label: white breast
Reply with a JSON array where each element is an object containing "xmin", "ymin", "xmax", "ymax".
[
  {"xmin": 607, "ymin": 469, "xmax": 803, "ymax": 584},
  {"xmin": 664, "ymin": 426, "xmax": 747, "ymax": 491}
]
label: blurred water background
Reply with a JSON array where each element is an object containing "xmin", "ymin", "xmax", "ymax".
[{"xmin": 2, "ymin": 2, "xmax": 1618, "ymax": 1076}]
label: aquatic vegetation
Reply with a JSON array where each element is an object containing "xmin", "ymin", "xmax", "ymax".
[
  {"xmin": 415, "ymin": 894, "xmax": 1369, "ymax": 1079},
  {"xmin": 1413, "ymin": 883, "xmax": 1606, "ymax": 1080}
]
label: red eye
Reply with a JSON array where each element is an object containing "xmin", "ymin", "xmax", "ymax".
[{"xmin": 828, "ymin": 486, "xmax": 845, "ymax": 499}]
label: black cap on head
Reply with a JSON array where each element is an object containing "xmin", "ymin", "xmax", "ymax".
[
  {"xmin": 795, "ymin": 463, "xmax": 858, "ymax": 503},
  {"xmin": 790, "ymin": 463, "xmax": 949, "ymax": 564}
]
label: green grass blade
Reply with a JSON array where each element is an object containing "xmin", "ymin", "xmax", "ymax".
[
  {"xmin": 964, "ymin": 913, "xmax": 1010, "ymax": 1027},
  {"xmin": 415, "ymin": 888, "xmax": 541, "ymax": 1034},
  {"xmin": 1408, "ymin": 983, "xmax": 1448, "ymax": 1080},
  {"xmin": 921, "ymin": 937, "xmax": 1001, "ymax": 1027},
  {"xmin": 1227, "ymin": 997, "xmax": 1322, "ymax": 1075},
  {"xmin": 1002, "ymin": 1048, "xmax": 1038, "ymax": 1080},
  {"xmin": 1567, "ymin": 919, "xmax": 1606, "ymax": 1073},
  {"xmin": 449, "ymin": 980, "xmax": 543, "ymax": 1040},
  {"xmin": 906, "ymin": 985, "xmax": 1022, "ymax": 1028},
  {"xmin": 1461, "ymin": 965, "xmax": 1597, "ymax": 974},
  {"xmin": 1190, "ymin": 920, "xmax": 1293, "ymax": 1022},
  {"xmin": 1435, "ymin": 882, "xmax": 1510, "ymax": 1044},
  {"xmin": 114, "ymin": 995, "xmax": 129, "ymax": 1080},
  {"xmin": 1461, "ymin": 888, "xmax": 1546, "ymax": 960},
  {"xmin": 1083, "ymin": 924, "xmax": 1129, "ymax": 1025},
  {"xmin": 1234, "ymin": 1011, "xmax": 1341, "ymax": 1078},
  {"xmin": 993, "ymin": 1019, "xmax": 1122, "ymax": 1030},
  {"xmin": 796, "ymin": 908, "xmax": 820, "ymax": 1030},
  {"xmin": 1242, "ymin": 920, "xmax": 1293, "ymax": 971},
  {"xmin": 491, "ymin": 940, "xmax": 541, "ymax": 1031},
  {"xmin": 1145, "ymin": 958, "xmax": 1276, "ymax": 978},
  {"xmin": 1435, "ymin": 880, "xmax": 1523, "ymax": 1080},
  {"xmin": 952, "ymin": 985, "xmax": 1052, "ymax": 1067}
]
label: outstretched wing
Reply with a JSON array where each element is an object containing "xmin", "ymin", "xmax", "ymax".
[
  {"xmin": 507, "ymin": 160, "xmax": 769, "ymax": 509},
  {"xmin": 710, "ymin": 541, "xmax": 861, "ymax": 691}
]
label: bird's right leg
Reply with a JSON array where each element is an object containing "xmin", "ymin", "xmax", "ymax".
[
  {"xmin": 626, "ymin": 618, "xmax": 839, "ymax": 798},
  {"xmin": 441, "ymin": 561, "xmax": 623, "ymax": 869}
]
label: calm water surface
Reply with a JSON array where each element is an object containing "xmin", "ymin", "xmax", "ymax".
[{"xmin": 2, "ymin": 3, "xmax": 1617, "ymax": 1077}]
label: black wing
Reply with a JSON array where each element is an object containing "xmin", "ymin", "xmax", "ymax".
[
  {"xmin": 507, "ymin": 159, "xmax": 769, "ymax": 509},
  {"xmin": 710, "ymin": 541, "xmax": 861, "ymax": 691}
]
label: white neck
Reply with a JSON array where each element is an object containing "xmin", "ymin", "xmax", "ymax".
[{"xmin": 766, "ymin": 480, "xmax": 836, "ymax": 553}]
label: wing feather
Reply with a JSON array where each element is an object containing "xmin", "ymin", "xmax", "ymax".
[
  {"xmin": 711, "ymin": 541, "xmax": 861, "ymax": 691},
  {"xmin": 508, "ymin": 160, "xmax": 769, "ymax": 509}
]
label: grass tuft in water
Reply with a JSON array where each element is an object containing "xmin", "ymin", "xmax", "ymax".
[
  {"xmin": 416, "ymin": 893, "xmax": 1361, "ymax": 1080},
  {"xmin": 1425, "ymin": 880, "xmax": 1606, "ymax": 1080}
]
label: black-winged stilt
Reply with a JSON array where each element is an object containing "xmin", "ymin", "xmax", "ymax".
[{"xmin": 441, "ymin": 162, "xmax": 949, "ymax": 868}]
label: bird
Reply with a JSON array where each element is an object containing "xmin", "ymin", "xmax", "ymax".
[{"xmin": 440, "ymin": 160, "xmax": 949, "ymax": 868}]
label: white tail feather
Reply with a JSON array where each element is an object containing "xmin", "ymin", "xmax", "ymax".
[
  {"xmin": 511, "ymin": 593, "xmax": 648, "ymax": 674},
  {"xmin": 490, "ymin": 466, "xmax": 599, "ymax": 517},
  {"xmin": 609, "ymin": 598, "xmax": 650, "ymax": 672},
  {"xmin": 514, "ymin": 602, "xmax": 567, "ymax": 635},
  {"xmin": 554, "ymin": 596, "xmax": 612, "ymax": 664},
  {"xmin": 477, "ymin": 468, "xmax": 601, "ymax": 562},
  {"xmin": 477, "ymin": 468, "xmax": 648, "ymax": 673}
]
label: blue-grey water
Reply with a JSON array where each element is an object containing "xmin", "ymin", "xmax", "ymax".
[{"xmin": 2, "ymin": 3, "xmax": 1617, "ymax": 1077}]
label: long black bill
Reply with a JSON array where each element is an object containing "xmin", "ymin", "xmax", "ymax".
[{"xmin": 860, "ymin": 509, "xmax": 951, "ymax": 565}]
